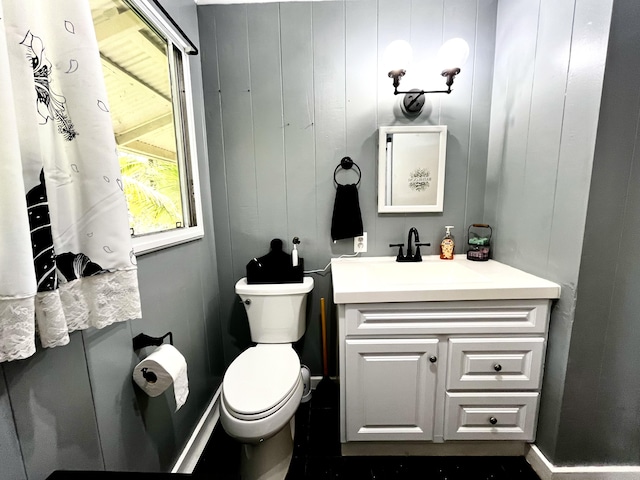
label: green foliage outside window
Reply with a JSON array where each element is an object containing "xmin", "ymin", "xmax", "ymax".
[{"xmin": 118, "ymin": 151, "xmax": 183, "ymax": 236}]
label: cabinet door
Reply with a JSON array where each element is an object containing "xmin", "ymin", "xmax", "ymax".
[{"xmin": 345, "ymin": 338, "xmax": 439, "ymax": 441}]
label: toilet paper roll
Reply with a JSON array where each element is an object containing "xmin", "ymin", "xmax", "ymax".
[{"xmin": 133, "ymin": 344, "xmax": 189, "ymax": 411}]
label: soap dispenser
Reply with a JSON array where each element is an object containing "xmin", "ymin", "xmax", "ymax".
[
  {"xmin": 440, "ymin": 226, "xmax": 455, "ymax": 260},
  {"xmin": 291, "ymin": 237, "xmax": 300, "ymax": 267}
]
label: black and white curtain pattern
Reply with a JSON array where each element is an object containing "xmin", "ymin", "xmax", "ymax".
[{"xmin": 0, "ymin": 0, "xmax": 141, "ymax": 362}]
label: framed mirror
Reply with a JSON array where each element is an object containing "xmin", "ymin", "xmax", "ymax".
[{"xmin": 377, "ymin": 125, "xmax": 447, "ymax": 213}]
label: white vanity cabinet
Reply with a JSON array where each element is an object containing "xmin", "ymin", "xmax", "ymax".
[{"xmin": 331, "ymin": 256, "xmax": 561, "ymax": 452}]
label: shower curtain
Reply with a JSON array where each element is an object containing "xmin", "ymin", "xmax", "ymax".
[{"xmin": 0, "ymin": 0, "xmax": 141, "ymax": 362}]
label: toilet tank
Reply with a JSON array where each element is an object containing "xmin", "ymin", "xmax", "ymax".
[{"xmin": 235, "ymin": 277, "xmax": 314, "ymax": 343}]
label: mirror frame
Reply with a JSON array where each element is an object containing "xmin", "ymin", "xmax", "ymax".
[{"xmin": 377, "ymin": 125, "xmax": 448, "ymax": 213}]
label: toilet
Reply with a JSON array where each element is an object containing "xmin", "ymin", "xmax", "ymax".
[{"xmin": 220, "ymin": 277, "xmax": 314, "ymax": 480}]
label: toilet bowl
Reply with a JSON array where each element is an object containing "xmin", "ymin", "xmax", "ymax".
[
  {"xmin": 220, "ymin": 277, "xmax": 314, "ymax": 480},
  {"xmin": 220, "ymin": 344, "xmax": 303, "ymax": 443},
  {"xmin": 220, "ymin": 345, "xmax": 304, "ymax": 480}
]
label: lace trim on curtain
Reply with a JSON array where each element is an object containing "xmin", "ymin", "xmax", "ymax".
[
  {"xmin": 57, "ymin": 268, "xmax": 141, "ymax": 332},
  {"xmin": 35, "ymin": 291, "xmax": 70, "ymax": 348},
  {"xmin": 0, "ymin": 269, "xmax": 141, "ymax": 362},
  {"xmin": 0, "ymin": 297, "xmax": 36, "ymax": 362}
]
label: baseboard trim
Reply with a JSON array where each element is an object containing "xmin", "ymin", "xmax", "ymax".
[
  {"xmin": 310, "ymin": 375, "xmax": 338, "ymax": 390},
  {"xmin": 171, "ymin": 385, "xmax": 221, "ymax": 474},
  {"xmin": 526, "ymin": 445, "xmax": 640, "ymax": 480},
  {"xmin": 343, "ymin": 441, "xmax": 526, "ymax": 457}
]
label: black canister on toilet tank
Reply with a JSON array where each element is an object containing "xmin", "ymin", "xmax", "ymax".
[{"xmin": 246, "ymin": 239, "xmax": 304, "ymax": 284}]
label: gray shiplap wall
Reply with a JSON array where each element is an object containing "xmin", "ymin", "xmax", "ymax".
[
  {"xmin": 553, "ymin": 0, "xmax": 640, "ymax": 465},
  {"xmin": 198, "ymin": 0, "xmax": 498, "ymax": 373},
  {"xmin": 0, "ymin": 2, "xmax": 224, "ymax": 478},
  {"xmin": 204, "ymin": 0, "xmax": 640, "ymax": 468},
  {"xmin": 483, "ymin": 0, "xmax": 615, "ymax": 466},
  {"xmin": 2, "ymin": 0, "xmax": 640, "ymax": 473}
]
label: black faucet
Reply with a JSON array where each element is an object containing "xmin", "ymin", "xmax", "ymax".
[
  {"xmin": 407, "ymin": 227, "xmax": 419, "ymax": 258},
  {"xmin": 389, "ymin": 227, "xmax": 430, "ymax": 262}
]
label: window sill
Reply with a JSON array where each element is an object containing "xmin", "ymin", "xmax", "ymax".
[{"xmin": 132, "ymin": 226, "xmax": 204, "ymax": 256}]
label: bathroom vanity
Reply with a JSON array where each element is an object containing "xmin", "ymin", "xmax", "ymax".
[{"xmin": 331, "ymin": 256, "xmax": 560, "ymax": 456}]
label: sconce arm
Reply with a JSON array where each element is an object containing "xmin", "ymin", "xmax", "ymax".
[
  {"xmin": 390, "ymin": 66, "xmax": 461, "ymax": 96},
  {"xmin": 393, "ymin": 87, "xmax": 452, "ymax": 96}
]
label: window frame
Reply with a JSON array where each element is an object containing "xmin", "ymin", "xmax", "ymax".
[{"xmin": 118, "ymin": 0, "xmax": 204, "ymax": 255}]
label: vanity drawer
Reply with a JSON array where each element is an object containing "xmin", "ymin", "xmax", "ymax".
[
  {"xmin": 444, "ymin": 392, "xmax": 539, "ymax": 441},
  {"xmin": 344, "ymin": 300, "xmax": 550, "ymax": 337},
  {"xmin": 447, "ymin": 337, "xmax": 545, "ymax": 391}
]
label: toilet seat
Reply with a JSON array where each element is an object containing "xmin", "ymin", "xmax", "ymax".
[
  {"xmin": 220, "ymin": 376, "xmax": 303, "ymax": 443},
  {"xmin": 222, "ymin": 344, "xmax": 301, "ymax": 421}
]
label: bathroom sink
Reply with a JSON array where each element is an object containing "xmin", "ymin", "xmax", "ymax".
[
  {"xmin": 331, "ymin": 256, "xmax": 561, "ymax": 304},
  {"xmin": 340, "ymin": 257, "xmax": 490, "ymax": 286}
]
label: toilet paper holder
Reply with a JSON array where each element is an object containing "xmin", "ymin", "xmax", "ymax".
[
  {"xmin": 132, "ymin": 331, "xmax": 173, "ymax": 351},
  {"xmin": 133, "ymin": 332, "xmax": 174, "ymax": 384}
]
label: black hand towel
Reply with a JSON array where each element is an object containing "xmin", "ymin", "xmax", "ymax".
[{"xmin": 331, "ymin": 184, "xmax": 364, "ymax": 241}]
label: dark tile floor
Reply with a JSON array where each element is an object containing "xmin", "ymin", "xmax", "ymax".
[{"xmin": 193, "ymin": 381, "xmax": 541, "ymax": 480}]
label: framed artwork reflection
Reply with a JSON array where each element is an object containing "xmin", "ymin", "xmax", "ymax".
[{"xmin": 378, "ymin": 125, "xmax": 447, "ymax": 213}]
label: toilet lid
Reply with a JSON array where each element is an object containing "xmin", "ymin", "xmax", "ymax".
[{"xmin": 223, "ymin": 345, "xmax": 301, "ymax": 416}]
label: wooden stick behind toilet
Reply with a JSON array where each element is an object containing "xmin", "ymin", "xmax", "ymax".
[{"xmin": 320, "ymin": 297, "xmax": 329, "ymax": 378}]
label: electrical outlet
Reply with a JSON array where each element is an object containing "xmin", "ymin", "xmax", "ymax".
[{"xmin": 354, "ymin": 232, "xmax": 367, "ymax": 253}]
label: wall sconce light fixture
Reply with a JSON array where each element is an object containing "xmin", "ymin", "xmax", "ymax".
[{"xmin": 385, "ymin": 38, "xmax": 469, "ymax": 114}]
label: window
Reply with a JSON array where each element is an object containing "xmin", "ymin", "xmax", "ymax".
[{"xmin": 90, "ymin": 0, "xmax": 203, "ymax": 254}]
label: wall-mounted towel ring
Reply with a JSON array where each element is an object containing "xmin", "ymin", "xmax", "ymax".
[
  {"xmin": 331, "ymin": 157, "xmax": 364, "ymax": 240},
  {"xmin": 133, "ymin": 332, "xmax": 173, "ymax": 351},
  {"xmin": 333, "ymin": 156, "xmax": 361, "ymax": 187}
]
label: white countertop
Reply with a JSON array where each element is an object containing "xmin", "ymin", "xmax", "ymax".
[{"xmin": 331, "ymin": 255, "xmax": 561, "ymax": 304}]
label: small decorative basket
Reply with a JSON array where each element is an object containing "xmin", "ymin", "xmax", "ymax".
[{"xmin": 466, "ymin": 224, "xmax": 492, "ymax": 262}]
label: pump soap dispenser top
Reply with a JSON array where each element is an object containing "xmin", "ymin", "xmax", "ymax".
[
  {"xmin": 291, "ymin": 237, "xmax": 300, "ymax": 267},
  {"xmin": 440, "ymin": 226, "xmax": 455, "ymax": 260}
]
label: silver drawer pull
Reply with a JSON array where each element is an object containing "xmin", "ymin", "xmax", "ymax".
[
  {"xmin": 429, "ymin": 355, "xmax": 437, "ymax": 363},
  {"xmin": 493, "ymin": 364, "xmax": 502, "ymax": 372},
  {"xmin": 489, "ymin": 416, "xmax": 498, "ymax": 425}
]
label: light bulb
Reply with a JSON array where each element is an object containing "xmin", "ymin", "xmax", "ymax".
[
  {"xmin": 437, "ymin": 38, "xmax": 469, "ymax": 70},
  {"xmin": 383, "ymin": 40, "xmax": 413, "ymax": 73}
]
